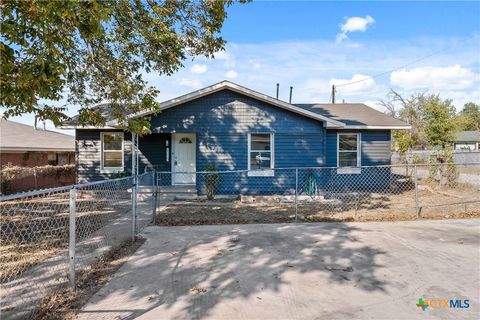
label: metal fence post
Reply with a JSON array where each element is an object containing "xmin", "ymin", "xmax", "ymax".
[
  {"xmin": 132, "ymin": 177, "xmax": 137, "ymax": 240},
  {"xmin": 295, "ymin": 168, "xmax": 298, "ymax": 222},
  {"xmin": 414, "ymin": 164, "xmax": 420, "ymax": 218},
  {"xmin": 33, "ymin": 168, "xmax": 38, "ymax": 189},
  {"xmin": 68, "ymin": 187, "xmax": 76, "ymax": 291},
  {"xmin": 152, "ymin": 171, "xmax": 157, "ymax": 223}
]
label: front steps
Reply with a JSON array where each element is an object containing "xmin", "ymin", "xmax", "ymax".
[{"xmin": 159, "ymin": 185, "xmax": 197, "ymax": 201}]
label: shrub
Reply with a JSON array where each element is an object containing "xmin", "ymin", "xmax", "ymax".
[
  {"xmin": 428, "ymin": 146, "xmax": 458, "ymax": 187},
  {"xmin": 203, "ymin": 163, "xmax": 220, "ymax": 200}
]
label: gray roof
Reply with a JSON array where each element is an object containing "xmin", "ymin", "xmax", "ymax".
[
  {"xmin": 455, "ymin": 131, "xmax": 480, "ymax": 142},
  {"xmin": 0, "ymin": 119, "xmax": 75, "ymax": 152},
  {"xmin": 61, "ymin": 103, "xmax": 127, "ymax": 128},
  {"xmin": 294, "ymin": 103, "xmax": 410, "ymax": 127},
  {"xmin": 60, "ymin": 81, "xmax": 410, "ymax": 129}
]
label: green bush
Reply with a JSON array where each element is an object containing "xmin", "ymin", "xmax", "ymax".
[
  {"xmin": 204, "ymin": 163, "xmax": 220, "ymax": 200},
  {"xmin": 428, "ymin": 146, "xmax": 458, "ymax": 187}
]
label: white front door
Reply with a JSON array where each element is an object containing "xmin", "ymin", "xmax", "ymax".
[{"xmin": 172, "ymin": 133, "xmax": 196, "ymax": 184}]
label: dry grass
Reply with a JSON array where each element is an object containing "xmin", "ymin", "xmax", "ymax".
[
  {"xmin": 35, "ymin": 238, "xmax": 146, "ymax": 320},
  {"xmin": 157, "ymin": 183, "xmax": 480, "ymax": 226},
  {"xmin": 0, "ymin": 195, "xmax": 129, "ymax": 284},
  {"xmin": 0, "ymin": 243, "xmax": 61, "ymax": 283}
]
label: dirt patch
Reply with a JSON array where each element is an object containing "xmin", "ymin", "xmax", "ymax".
[
  {"xmin": 157, "ymin": 203, "xmax": 480, "ymax": 225},
  {"xmin": 157, "ymin": 183, "xmax": 480, "ymax": 225},
  {"xmin": 35, "ymin": 237, "xmax": 146, "ymax": 320}
]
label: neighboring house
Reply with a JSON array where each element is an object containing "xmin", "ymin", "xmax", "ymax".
[
  {"xmin": 454, "ymin": 131, "xmax": 480, "ymax": 151},
  {"xmin": 61, "ymin": 81, "xmax": 410, "ymax": 193},
  {"xmin": 0, "ymin": 119, "xmax": 75, "ymax": 167}
]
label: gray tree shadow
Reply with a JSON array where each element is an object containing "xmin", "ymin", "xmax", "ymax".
[{"xmin": 79, "ymin": 223, "xmax": 388, "ymax": 319}]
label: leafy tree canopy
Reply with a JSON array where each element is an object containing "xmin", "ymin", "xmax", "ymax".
[
  {"xmin": 1, "ymin": 0, "xmax": 244, "ymax": 134},
  {"xmin": 455, "ymin": 102, "xmax": 480, "ymax": 131},
  {"xmin": 421, "ymin": 94, "xmax": 456, "ymax": 147},
  {"xmin": 381, "ymin": 90, "xmax": 459, "ymax": 151}
]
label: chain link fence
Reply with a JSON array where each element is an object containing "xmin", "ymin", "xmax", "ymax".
[
  {"xmin": 1, "ymin": 164, "xmax": 479, "ymax": 317},
  {"xmin": 155, "ymin": 163, "xmax": 480, "ymax": 225},
  {"xmin": 392, "ymin": 150, "xmax": 480, "ymax": 165},
  {"xmin": 0, "ymin": 172, "xmax": 155, "ymax": 319}
]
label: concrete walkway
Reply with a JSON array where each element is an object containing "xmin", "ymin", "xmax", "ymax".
[{"xmin": 78, "ymin": 219, "xmax": 480, "ymax": 320}]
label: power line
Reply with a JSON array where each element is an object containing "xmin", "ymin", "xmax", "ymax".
[{"xmin": 334, "ymin": 38, "xmax": 474, "ymax": 88}]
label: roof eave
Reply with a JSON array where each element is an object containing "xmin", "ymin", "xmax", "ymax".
[
  {"xmin": 0, "ymin": 147, "xmax": 75, "ymax": 152},
  {"xmin": 341, "ymin": 125, "xmax": 412, "ymax": 130},
  {"xmin": 58, "ymin": 124, "xmax": 118, "ymax": 130},
  {"xmin": 108, "ymin": 81, "xmax": 346, "ymax": 128}
]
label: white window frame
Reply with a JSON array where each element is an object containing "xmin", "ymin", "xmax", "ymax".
[
  {"xmin": 248, "ymin": 133, "xmax": 274, "ymax": 177},
  {"xmin": 101, "ymin": 132, "xmax": 124, "ymax": 173},
  {"xmin": 337, "ymin": 132, "xmax": 361, "ymax": 174}
]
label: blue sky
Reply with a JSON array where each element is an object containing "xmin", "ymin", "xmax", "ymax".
[
  {"xmin": 223, "ymin": 1, "xmax": 479, "ymax": 42},
  {"xmin": 7, "ymin": 1, "xmax": 480, "ymax": 133}
]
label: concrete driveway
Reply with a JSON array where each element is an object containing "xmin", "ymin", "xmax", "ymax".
[{"xmin": 77, "ymin": 219, "xmax": 480, "ymax": 320}]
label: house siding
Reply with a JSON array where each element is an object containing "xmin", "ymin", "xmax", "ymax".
[
  {"xmin": 76, "ymin": 130, "xmax": 133, "ymax": 183},
  {"xmin": 76, "ymin": 130, "xmax": 171, "ymax": 183},
  {"xmin": 326, "ymin": 129, "xmax": 391, "ymax": 167},
  {"xmin": 150, "ymin": 90, "xmax": 324, "ymax": 134},
  {"xmin": 74, "ymin": 90, "xmax": 394, "ymax": 194},
  {"xmin": 323, "ymin": 129, "xmax": 392, "ymax": 191}
]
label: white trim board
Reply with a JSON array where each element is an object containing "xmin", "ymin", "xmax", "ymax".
[
  {"xmin": 337, "ymin": 132, "xmax": 362, "ymax": 170},
  {"xmin": 89, "ymin": 81, "xmax": 345, "ymax": 129},
  {"xmin": 248, "ymin": 133, "xmax": 275, "ymax": 177},
  {"xmin": 342, "ymin": 125, "xmax": 411, "ymax": 130},
  {"xmin": 100, "ymin": 132, "xmax": 124, "ymax": 173},
  {"xmin": 124, "ymin": 81, "xmax": 345, "ymax": 128}
]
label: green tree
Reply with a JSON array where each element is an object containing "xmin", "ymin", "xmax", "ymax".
[
  {"xmin": 455, "ymin": 102, "xmax": 480, "ymax": 131},
  {"xmin": 421, "ymin": 94, "xmax": 456, "ymax": 147},
  {"xmin": 380, "ymin": 89, "xmax": 426, "ymax": 154},
  {"xmin": 1, "ymin": 0, "xmax": 245, "ymax": 134}
]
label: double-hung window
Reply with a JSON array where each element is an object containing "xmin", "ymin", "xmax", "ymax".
[
  {"xmin": 337, "ymin": 133, "xmax": 361, "ymax": 171},
  {"xmin": 248, "ymin": 133, "xmax": 274, "ymax": 176},
  {"xmin": 101, "ymin": 132, "xmax": 124, "ymax": 172}
]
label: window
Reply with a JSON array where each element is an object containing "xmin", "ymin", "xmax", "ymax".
[
  {"xmin": 47, "ymin": 153, "xmax": 57, "ymax": 166},
  {"xmin": 57, "ymin": 153, "xmax": 69, "ymax": 165},
  {"xmin": 179, "ymin": 137, "xmax": 192, "ymax": 144},
  {"xmin": 101, "ymin": 132, "xmax": 124, "ymax": 171},
  {"xmin": 337, "ymin": 133, "xmax": 361, "ymax": 168},
  {"xmin": 248, "ymin": 133, "xmax": 274, "ymax": 176}
]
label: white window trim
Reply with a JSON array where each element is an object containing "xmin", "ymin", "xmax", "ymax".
[
  {"xmin": 337, "ymin": 132, "xmax": 361, "ymax": 174},
  {"xmin": 100, "ymin": 132, "xmax": 124, "ymax": 173},
  {"xmin": 248, "ymin": 133, "xmax": 274, "ymax": 177}
]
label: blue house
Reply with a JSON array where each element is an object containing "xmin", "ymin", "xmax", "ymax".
[{"xmin": 62, "ymin": 81, "xmax": 410, "ymax": 194}]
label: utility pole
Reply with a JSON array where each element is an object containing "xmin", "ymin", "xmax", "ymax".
[{"xmin": 331, "ymin": 85, "xmax": 336, "ymax": 104}]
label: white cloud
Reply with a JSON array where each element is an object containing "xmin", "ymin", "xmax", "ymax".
[
  {"xmin": 177, "ymin": 78, "xmax": 202, "ymax": 89},
  {"xmin": 249, "ymin": 60, "xmax": 262, "ymax": 70},
  {"xmin": 214, "ymin": 50, "xmax": 236, "ymax": 68},
  {"xmin": 336, "ymin": 15, "xmax": 375, "ymax": 42},
  {"xmin": 224, "ymin": 70, "xmax": 238, "ymax": 79},
  {"xmin": 214, "ymin": 51, "xmax": 231, "ymax": 60},
  {"xmin": 190, "ymin": 64, "xmax": 207, "ymax": 74},
  {"xmin": 390, "ymin": 65, "xmax": 477, "ymax": 90},
  {"xmin": 330, "ymin": 74, "xmax": 377, "ymax": 96}
]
